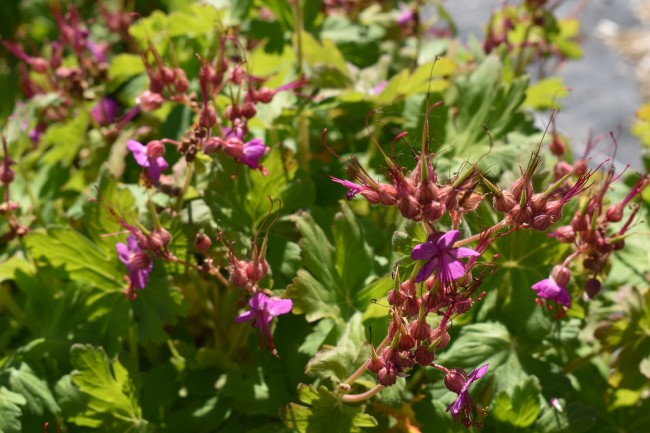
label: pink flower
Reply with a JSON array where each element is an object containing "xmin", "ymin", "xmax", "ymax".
[
  {"xmin": 329, "ymin": 176, "xmax": 363, "ymax": 200},
  {"xmin": 531, "ymin": 277, "xmax": 571, "ymax": 306},
  {"xmin": 411, "ymin": 230, "xmax": 479, "ymax": 283},
  {"xmin": 127, "ymin": 140, "xmax": 168, "ymax": 182},
  {"xmin": 91, "ymin": 97, "xmax": 119, "ymax": 125},
  {"xmin": 241, "ymin": 138, "xmax": 266, "ymax": 169},
  {"xmin": 235, "ymin": 292, "xmax": 292, "ymax": 355},
  {"xmin": 446, "ymin": 364, "xmax": 489, "ymax": 427},
  {"xmin": 116, "ymin": 235, "xmax": 152, "ymax": 289}
]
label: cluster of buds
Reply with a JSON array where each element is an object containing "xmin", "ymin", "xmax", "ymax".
[
  {"xmin": 330, "ymin": 109, "xmax": 483, "ymax": 226},
  {"xmin": 0, "ymin": 138, "xmax": 28, "ymax": 242},
  {"xmin": 2, "ymin": 4, "xmax": 120, "ymax": 142},
  {"xmin": 548, "ymin": 167, "xmax": 649, "ymax": 300},
  {"xmin": 485, "ymin": 143, "xmax": 593, "ymax": 231}
]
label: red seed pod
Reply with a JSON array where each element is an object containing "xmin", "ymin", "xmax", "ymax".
[
  {"xmin": 229, "ymin": 65, "xmax": 246, "ymax": 85},
  {"xmin": 246, "ymin": 258, "xmax": 269, "ymax": 282},
  {"xmin": 611, "ymin": 239, "xmax": 625, "ymax": 251},
  {"xmin": 493, "ymin": 190, "xmax": 516, "ymax": 213},
  {"xmin": 161, "ymin": 67, "xmax": 175, "ymax": 84},
  {"xmin": 139, "ymin": 90, "xmax": 164, "ymax": 112},
  {"xmin": 571, "ymin": 213, "xmax": 588, "ymax": 232},
  {"xmin": 194, "ymin": 233, "xmax": 212, "ymax": 252},
  {"xmin": 398, "ymin": 196, "xmax": 420, "ymax": 221},
  {"xmin": 460, "ymin": 192, "xmax": 483, "ymax": 212},
  {"xmin": 554, "ymin": 161, "xmax": 573, "ymax": 179},
  {"xmin": 367, "ymin": 355, "xmax": 385, "ymax": 373},
  {"xmin": 545, "ymin": 200, "xmax": 563, "ymax": 222},
  {"xmin": 230, "ymin": 259, "xmax": 249, "ymax": 287},
  {"xmin": 530, "ymin": 193, "xmax": 548, "ymax": 214},
  {"xmin": 378, "ymin": 184, "xmax": 398, "ymax": 205},
  {"xmin": 422, "ymin": 201, "xmax": 446, "ymax": 222},
  {"xmin": 256, "ymin": 87, "xmax": 275, "ymax": 103},
  {"xmin": 377, "ymin": 366, "xmax": 397, "ymax": 386},
  {"xmin": 149, "ymin": 71, "xmax": 165, "ymax": 94},
  {"xmin": 146, "ymin": 140, "xmax": 165, "ymax": 158},
  {"xmin": 360, "ymin": 188, "xmax": 381, "ymax": 204},
  {"xmin": 0, "ymin": 163, "xmax": 14, "ymax": 185},
  {"xmin": 414, "ymin": 345, "xmax": 435, "ymax": 366},
  {"xmin": 410, "ymin": 320, "xmax": 431, "ymax": 341},
  {"xmin": 429, "ymin": 328, "xmax": 450, "ymax": 349},
  {"xmin": 225, "ymin": 105, "xmax": 240, "ymax": 121},
  {"xmin": 404, "ymin": 296, "xmax": 421, "ymax": 317},
  {"xmin": 393, "ymin": 351, "xmax": 414, "ymax": 369},
  {"xmin": 388, "ymin": 320, "xmax": 399, "ymax": 338},
  {"xmin": 240, "ymin": 101, "xmax": 257, "ymax": 119},
  {"xmin": 605, "ymin": 204, "xmax": 623, "ymax": 222},
  {"xmin": 387, "ymin": 289, "xmax": 406, "ymax": 306},
  {"xmin": 444, "ymin": 368, "xmax": 468, "ymax": 394},
  {"xmin": 400, "ymin": 280, "xmax": 416, "ymax": 297},
  {"xmin": 551, "ymin": 265, "xmax": 571, "ymax": 287},
  {"xmin": 173, "ymin": 68, "xmax": 189, "ymax": 93},
  {"xmin": 398, "ymin": 333, "xmax": 416, "ymax": 351},
  {"xmin": 530, "ymin": 213, "xmax": 551, "ymax": 231},
  {"xmin": 552, "ymin": 225, "xmax": 575, "ymax": 243},
  {"xmin": 510, "ymin": 176, "xmax": 533, "ymax": 202},
  {"xmin": 199, "ymin": 106, "xmax": 217, "ymax": 129},
  {"xmin": 149, "ymin": 228, "xmax": 172, "ymax": 251},
  {"xmin": 585, "ymin": 278, "xmax": 601, "ymax": 299},
  {"xmin": 415, "ymin": 182, "xmax": 437, "ymax": 205},
  {"xmin": 549, "ymin": 135, "xmax": 565, "ymax": 156},
  {"xmin": 573, "ymin": 159, "xmax": 587, "ymax": 177},
  {"xmin": 510, "ymin": 204, "xmax": 532, "ymax": 226}
]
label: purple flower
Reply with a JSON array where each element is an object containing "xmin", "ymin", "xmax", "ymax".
[
  {"xmin": 329, "ymin": 176, "xmax": 363, "ymax": 200},
  {"xmin": 235, "ymin": 292, "xmax": 292, "ymax": 355},
  {"xmin": 241, "ymin": 138, "xmax": 267, "ymax": 169},
  {"xmin": 91, "ymin": 97, "xmax": 119, "ymax": 125},
  {"xmin": 446, "ymin": 364, "xmax": 489, "ymax": 427},
  {"xmin": 127, "ymin": 139, "xmax": 168, "ymax": 182},
  {"xmin": 411, "ymin": 230, "xmax": 479, "ymax": 283},
  {"xmin": 370, "ymin": 80, "xmax": 388, "ymax": 95},
  {"xmin": 116, "ymin": 235, "xmax": 153, "ymax": 289},
  {"xmin": 396, "ymin": 8, "xmax": 415, "ymax": 26},
  {"xmin": 531, "ymin": 277, "xmax": 571, "ymax": 306}
]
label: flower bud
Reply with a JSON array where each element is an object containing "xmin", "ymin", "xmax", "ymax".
[
  {"xmin": 29, "ymin": 57, "xmax": 49, "ymax": 74},
  {"xmin": 414, "ymin": 345, "xmax": 434, "ymax": 366},
  {"xmin": 549, "ymin": 136, "xmax": 565, "ymax": 156},
  {"xmin": 138, "ymin": 90, "xmax": 164, "ymax": 112},
  {"xmin": 571, "ymin": 213, "xmax": 588, "ymax": 231},
  {"xmin": 444, "ymin": 368, "xmax": 468, "ymax": 394},
  {"xmin": 194, "ymin": 233, "xmax": 212, "ymax": 252},
  {"xmin": 422, "ymin": 201, "xmax": 446, "ymax": 222},
  {"xmin": 400, "ymin": 279, "xmax": 416, "ymax": 297},
  {"xmin": 230, "ymin": 260, "xmax": 249, "ymax": 287},
  {"xmin": 398, "ymin": 333, "xmax": 416, "ymax": 351},
  {"xmin": 161, "ymin": 67, "xmax": 175, "ymax": 84},
  {"xmin": 199, "ymin": 106, "xmax": 217, "ymax": 129},
  {"xmin": 551, "ymin": 265, "xmax": 571, "ymax": 287},
  {"xmin": 551, "ymin": 225, "xmax": 575, "ymax": 243},
  {"xmin": 430, "ymin": 328, "xmax": 450, "ymax": 349},
  {"xmin": 554, "ymin": 161, "xmax": 573, "ymax": 179},
  {"xmin": 404, "ymin": 296, "xmax": 420, "ymax": 317},
  {"xmin": 146, "ymin": 140, "xmax": 165, "ymax": 158},
  {"xmin": 149, "ymin": 228, "xmax": 171, "ymax": 251},
  {"xmin": 256, "ymin": 87, "xmax": 275, "ymax": 103},
  {"xmin": 611, "ymin": 239, "xmax": 625, "ymax": 251},
  {"xmin": 493, "ymin": 190, "xmax": 516, "ymax": 213},
  {"xmin": 410, "ymin": 320, "xmax": 431, "ymax": 341},
  {"xmin": 240, "ymin": 101, "xmax": 257, "ymax": 119},
  {"xmin": 377, "ymin": 367, "xmax": 397, "ymax": 386},
  {"xmin": 225, "ymin": 105, "xmax": 240, "ymax": 121},
  {"xmin": 130, "ymin": 251, "xmax": 152, "ymax": 270},
  {"xmin": 510, "ymin": 176, "xmax": 533, "ymax": 202},
  {"xmin": 0, "ymin": 163, "xmax": 15, "ymax": 185},
  {"xmin": 530, "ymin": 213, "xmax": 551, "ymax": 231},
  {"xmin": 393, "ymin": 351, "xmax": 414, "ymax": 368},
  {"xmin": 246, "ymin": 258, "xmax": 269, "ymax": 282},
  {"xmin": 585, "ymin": 278, "xmax": 601, "ymax": 299},
  {"xmin": 203, "ymin": 137, "xmax": 221, "ymax": 154},
  {"xmin": 398, "ymin": 196, "xmax": 420, "ymax": 221},
  {"xmin": 378, "ymin": 184, "xmax": 398, "ymax": 205},
  {"xmin": 605, "ymin": 204, "xmax": 623, "ymax": 222},
  {"xmin": 173, "ymin": 68, "xmax": 189, "ymax": 93},
  {"xmin": 367, "ymin": 355, "xmax": 385, "ymax": 373},
  {"xmin": 509, "ymin": 204, "xmax": 532, "ymax": 226},
  {"xmin": 387, "ymin": 289, "xmax": 406, "ymax": 306},
  {"xmin": 530, "ymin": 193, "xmax": 548, "ymax": 214},
  {"xmin": 460, "ymin": 192, "xmax": 483, "ymax": 212},
  {"xmin": 545, "ymin": 200, "xmax": 563, "ymax": 222},
  {"xmin": 229, "ymin": 65, "xmax": 246, "ymax": 85}
]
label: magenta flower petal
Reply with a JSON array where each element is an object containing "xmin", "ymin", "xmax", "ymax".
[
  {"xmin": 267, "ymin": 298, "xmax": 293, "ymax": 316},
  {"xmin": 241, "ymin": 138, "xmax": 266, "ymax": 169},
  {"xmin": 438, "ymin": 230, "xmax": 461, "ymax": 248},
  {"xmin": 411, "ymin": 231, "xmax": 479, "ymax": 284},
  {"xmin": 330, "ymin": 176, "xmax": 363, "ymax": 200},
  {"xmin": 451, "ymin": 247, "xmax": 481, "ymax": 259},
  {"xmin": 116, "ymin": 235, "xmax": 152, "ymax": 290},
  {"xmin": 127, "ymin": 140, "xmax": 148, "ymax": 166},
  {"xmin": 411, "ymin": 241, "xmax": 438, "ymax": 260},
  {"xmin": 235, "ymin": 310, "xmax": 254, "ymax": 323},
  {"xmin": 91, "ymin": 97, "xmax": 119, "ymax": 125},
  {"xmin": 235, "ymin": 292, "xmax": 293, "ymax": 353},
  {"xmin": 531, "ymin": 278, "xmax": 571, "ymax": 306}
]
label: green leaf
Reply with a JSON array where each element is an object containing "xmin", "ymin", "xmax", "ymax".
[
  {"xmin": 298, "ymin": 31, "xmax": 352, "ymax": 88},
  {"xmin": 305, "ymin": 312, "xmax": 366, "ymax": 381},
  {"xmin": 533, "ymin": 401, "xmax": 596, "ymax": 433},
  {"xmin": 0, "ymin": 387, "xmax": 26, "ymax": 433},
  {"xmin": 281, "ymin": 385, "xmax": 377, "ymax": 433},
  {"xmin": 25, "ymin": 228, "xmax": 123, "ymax": 291},
  {"xmin": 39, "ymin": 111, "xmax": 90, "ymax": 167},
  {"xmin": 333, "ymin": 203, "xmax": 374, "ymax": 294},
  {"xmin": 524, "ymin": 77, "xmax": 569, "ymax": 110},
  {"xmin": 69, "ymin": 345, "xmax": 153, "ymax": 433},
  {"xmin": 6, "ymin": 363, "xmax": 60, "ymax": 416},
  {"xmin": 492, "ymin": 376, "xmax": 541, "ymax": 427}
]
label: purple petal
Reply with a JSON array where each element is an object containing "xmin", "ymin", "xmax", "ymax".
[
  {"xmin": 127, "ymin": 140, "xmax": 148, "ymax": 167},
  {"xmin": 437, "ymin": 230, "xmax": 461, "ymax": 248},
  {"xmin": 126, "ymin": 235, "xmax": 140, "ymax": 252},
  {"xmin": 450, "ymin": 247, "xmax": 480, "ymax": 259},
  {"xmin": 411, "ymin": 240, "xmax": 437, "ymax": 260},
  {"xmin": 330, "ymin": 176, "xmax": 363, "ymax": 199},
  {"xmin": 130, "ymin": 265, "xmax": 151, "ymax": 289},
  {"xmin": 440, "ymin": 258, "xmax": 466, "ymax": 282},
  {"xmin": 241, "ymin": 138, "xmax": 266, "ymax": 168},
  {"xmin": 249, "ymin": 292, "xmax": 269, "ymax": 311},
  {"xmin": 467, "ymin": 363, "xmax": 489, "ymax": 383},
  {"xmin": 91, "ymin": 97, "xmax": 119, "ymax": 125},
  {"xmin": 554, "ymin": 287, "xmax": 571, "ymax": 306},
  {"xmin": 116, "ymin": 242, "xmax": 130, "ymax": 265},
  {"xmin": 414, "ymin": 258, "xmax": 437, "ymax": 283},
  {"xmin": 267, "ymin": 298, "xmax": 292, "ymax": 316},
  {"xmin": 235, "ymin": 310, "xmax": 254, "ymax": 323},
  {"xmin": 146, "ymin": 156, "xmax": 168, "ymax": 181}
]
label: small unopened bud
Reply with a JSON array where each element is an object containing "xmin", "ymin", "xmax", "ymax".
[
  {"xmin": 0, "ymin": 163, "xmax": 14, "ymax": 184},
  {"xmin": 549, "ymin": 136, "xmax": 565, "ymax": 156},
  {"xmin": 387, "ymin": 289, "xmax": 406, "ymax": 306},
  {"xmin": 430, "ymin": 328, "xmax": 450, "ymax": 349},
  {"xmin": 444, "ymin": 368, "xmax": 468, "ymax": 394},
  {"xmin": 230, "ymin": 260, "xmax": 249, "ymax": 287},
  {"xmin": 611, "ymin": 239, "xmax": 625, "ymax": 250},
  {"xmin": 229, "ymin": 65, "xmax": 246, "ymax": 85},
  {"xmin": 571, "ymin": 213, "xmax": 588, "ymax": 231},
  {"xmin": 404, "ymin": 296, "xmax": 420, "ymax": 317},
  {"xmin": 585, "ymin": 278, "xmax": 601, "ymax": 299},
  {"xmin": 256, "ymin": 87, "xmax": 275, "ymax": 103},
  {"xmin": 493, "ymin": 190, "xmax": 516, "ymax": 213},
  {"xmin": 510, "ymin": 176, "xmax": 533, "ymax": 202},
  {"xmin": 240, "ymin": 101, "xmax": 257, "ymax": 119},
  {"xmin": 225, "ymin": 105, "xmax": 239, "ymax": 121},
  {"xmin": 377, "ymin": 367, "xmax": 397, "ymax": 386},
  {"xmin": 138, "ymin": 90, "xmax": 164, "ymax": 112},
  {"xmin": 149, "ymin": 228, "xmax": 171, "ymax": 251},
  {"xmin": 367, "ymin": 356, "xmax": 385, "ymax": 373},
  {"xmin": 573, "ymin": 159, "xmax": 587, "ymax": 177},
  {"xmin": 410, "ymin": 320, "xmax": 431, "ymax": 341},
  {"xmin": 551, "ymin": 225, "xmax": 575, "ymax": 243},
  {"xmin": 551, "ymin": 265, "xmax": 571, "ymax": 286},
  {"xmin": 194, "ymin": 233, "xmax": 212, "ymax": 252},
  {"xmin": 246, "ymin": 258, "xmax": 269, "ymax": 282},
  {"xmin": 161, "ymin": 67, "xmax": 175, "ymax": 84},
  {"xmin": 414, "ymin": 345, "xmax": 434, "ymax": 366},
  {"xmin": 146, "ymin": 140, "xmax": 165, "ymax": 158},
  {"xmin": 398, "ymin": 333, "xmax": 416, "ymax": 351},
  {"xmin": 378, "ymin": 184, "xmax": 398, "ymax": 205},
  {"xmin": 400, "ymin": 280, "xmax": 416, "ymax": 297},
  {"xmin": 605, "ymin": 204, "xmax": 623, "ymax": 222},
  {"xmin": 199, "ymin": 106, "xmax": 217, "ymax": 129},
  {"xmin": 530, "ymin": 193, "xmax": 548, "ymax": 213},
  {"xmin": 509, "ymin": 204, "xmax": 532, "ymax": 226},
  {"xmin": 398, "ymin": 196, "xmax": 420, "ymax": 221},
  {"xmin": 554, "ymin": 161, "xmax": 573, "ymax": 179},
  {"xmin": 530, "ymin": 214, "xmax": 551, "ymax": 231},
  {"xmin": 29, "ymin": 57, "xmax": 49, "ymax": 74},
  {"xmin": 173, "ymin": 68, "xmax": 189, "ymax": 93}
]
